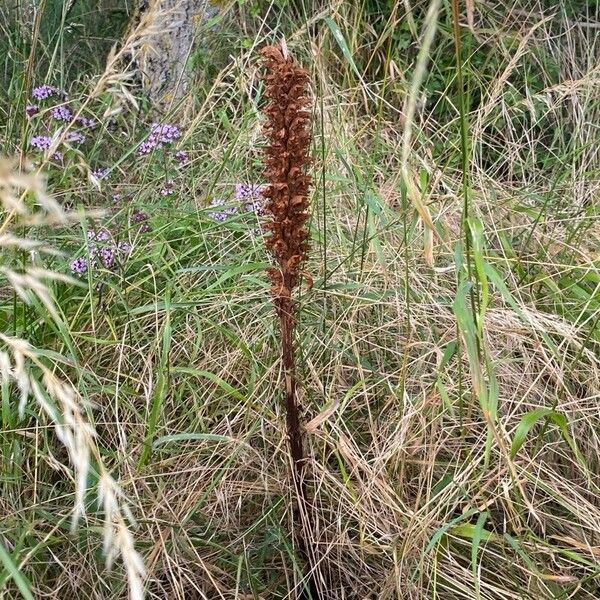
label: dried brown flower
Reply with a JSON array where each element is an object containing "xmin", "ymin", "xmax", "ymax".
[
  {"xmin": 261, "ymin": 44, "xmax": 312, "ymax": 305},
  {"xmin": 260, "ymin": 45, "xmax": 321, "ymax": 599}
]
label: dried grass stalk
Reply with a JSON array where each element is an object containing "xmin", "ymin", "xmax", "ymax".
[{"xmin": 0, "ymin": 158, "xmax": 144, "ymax": 600}]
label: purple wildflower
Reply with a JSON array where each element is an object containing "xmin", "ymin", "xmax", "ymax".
[
  {"xmin": 175, "ymin": 150, "xmax": 189, "ymax": 164},
  {"xmin": 76, "ymin": 116, "xmax": 96, "ymax": 128},
  {"xmin": 88, "ymin": 230, "xmax": 110, "ymax": 242},
  {"xmin": 160, "ymin": 179, "xmax": 175, "ymax": 196},
  {"xmin": 51, "ymin": 105, "xmax": 72, "ymax": 121},
  {"xmin": 73, "ymin": 229, "xmax": 132, "ymax": 279},
  {"xmin": 235, "ymin": 183, "xmax": 265, "ymax": 215},
  {"xmin": 92, "ymin": 167, "xmax": 109, "ymax": 180},
  {"xmin": 26, "ymin": 104, "xmax": 39, "ymax": 117},
  {"xmin": 138, "ymin": 139, "xmax": 158, "ymax": 155},
  {"xmin": 30, "ymin": 135, "xmax": 53, "ymax": 150},
  {"xmin": 70, "ymin": 257, "xmax": 88, "ymax": 276},
  {"xmin": 99, "ymin": 246, "xmax": 117, "ymax": 269},
  {"xmin": 119, "ymin": 241, "xmax": 132, "ymax": 254},
  {"xmin": 32, "ymin": 85, "xmax": 57, "ymax": 100},
  {"xmin": 208, "ymin": 197, "xmax": 237, "ymax": 222},
  {"xmin": 138, "ymin": 123, "xmax": 181, "ymax": 155},
  {"xmin": 245, "ymin": 199, "xmax": 266, "ymax": 215},
  {"xmin": 51, "ymin": 151, "xmax": 63, "ymax": 161},
  {"xmin": 112, "ymin": 193, "xmax": 123, "ymax": 203},
  {"xmin": 151, "ymin": 123, "xmax": 181, "ymax": 143},
  {"xmin": 132, "ymin": 210, "xmax": 151, "ymax": 233},
  {"xmin": 66, "ymin": 131, "xmax": 86, "ymax": 144},
  {"xmin": 235, "ymin": 183, "xmax": 264, "ymax": 201}
]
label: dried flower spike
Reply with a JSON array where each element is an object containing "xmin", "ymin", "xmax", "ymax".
[
  {"xmin": 261, "ymin": 45, "xmax": 312, "ymax": 304},
  {"xmin": 260, "ymin": 45, "xmax": 320, "ymax": 599}
]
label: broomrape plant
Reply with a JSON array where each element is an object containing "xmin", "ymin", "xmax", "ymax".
[{"xmin": 260, "ymin": 45, "xmax": 321, "ymax": 599}]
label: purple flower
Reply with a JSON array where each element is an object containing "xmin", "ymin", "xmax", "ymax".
[
  {"xmin": 132, "ymin": 210, "xmax": 151, "ymax": 232},
  {"xmin": 99, "ymin": 246, "xmax": 116, "ymax": 269},
  {"xmin": 138, "ymin": 139, "xmax": 158, "ymax": 155},
  {"xmin": 208, "ymin": 197, "xmax": 237, "ymax": 222},
  {"xmin": 30, "ymin": 135, "xmax": 53, "ymax": 150},
  {"xmin": 51, "ymin": 105, "xmax": 72, "ymax": 121},
  {"xmin": 70, "ymin": 257, "xmax": 88, "ymax": 276},
  {"xmin": 26, "ymin": 104, "xmax": 39, "ymax": 117},
  {"xmin": 112, "ymin": 193, "xmax": 123, "ymax": 203},
  {"xmin": 66, "ymin": 131, "xmax": 86, "ymax": 144},
  {"xmin": 76, "ymin": 116, "xmax": 96, "ymax": 128},
  {"xmin": 88, "ymin": 230, "xmax": 110, "ymax": 242},
  {"xmin": 160, "ymin": 179, "xmax": 175, "ymax": 196},
  {"xmin": 175, "ymin": 150, "xmax": 189, "ymax": 164},
  {"xmin": 245, "ymin": 198, "xmax": 266, "ymax": 215},
  {"xmin": 32, "ymin": 85, "xmax": 57, "ymax": 100},
  {"xmin": 119, "ymin": 241, "xmax": 132, "ymax": 255},
  {"xmin": 92, "ymin": 167, "xmax": 109, "ymax": 180},
  {"xmin": 73, "ymin": 229, "xmax": 133, "ymax": 278},
  {"xmin": 235, "ymin": 183, "xmax": 265, "ymax": 215},
  {"xmin": 132, "ymin": 210, "xmax": 148, "ymax": 223},
  {"xmin": 138, "ymin": 123, "xmax": 181, "ymax": 155},
  {"xmin": 151, "ymin": 123, "xmax": 181, "ymax": 143},
  {"xmin": 235, "ymin": 183, "xmax": 264, "ymax": 201},
  {"xmin": 51, "ymin": 151, "xmax": 63, "ymax": 161}
]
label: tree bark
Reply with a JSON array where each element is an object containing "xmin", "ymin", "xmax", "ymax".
[{"xmin": 126, "ymin": 0, "xmax": 218, "ymax": 108}]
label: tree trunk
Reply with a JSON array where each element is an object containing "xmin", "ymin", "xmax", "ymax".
[{"xmin": 127, "ymin": 0, "xmax": 218, "ymax": 108}]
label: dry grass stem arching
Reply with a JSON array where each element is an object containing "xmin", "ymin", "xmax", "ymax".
[
  {"xmin": 260, "ymin": 44, "xmax": 321, "ymax": 599},
  {"xmin": 0, "ymin": 159, "xmax": 144, "ymax": 600}
]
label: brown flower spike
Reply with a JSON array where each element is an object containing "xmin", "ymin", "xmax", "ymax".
[
  {"xmin": 260, "ymin": 45, "xmax": 321, "ymax": 599},
  {"xmin": 261, "ymin": 45, "xmax": 312, "ymax": 304}
]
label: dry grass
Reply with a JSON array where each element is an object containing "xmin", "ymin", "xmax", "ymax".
[{"xmin": 0, "ymin": 1, "xmax": 599, "ymax": 599}]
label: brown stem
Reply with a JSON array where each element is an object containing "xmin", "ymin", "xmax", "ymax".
[{"xmin": 276, "ymin": 297, "xmax": 320, "ymax": 600}]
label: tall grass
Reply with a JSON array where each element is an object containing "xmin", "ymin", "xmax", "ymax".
[{"xmin": 1, "ymin": 1, "xmax": 599, "ymax": 598}]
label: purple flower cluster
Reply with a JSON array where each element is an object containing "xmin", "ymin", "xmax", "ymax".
[
  {"xmin": 132, "ymin": 210, "xmax": 151, "ymax": 233},
  {"xmin": 66, "ymin": 131, "xmax": 86, "ymax": 145},
  {"xmin": 208, "ymin": 198, "xmax": 237, "ymax": 222},
  {"xmin": 71, "ymin": 230, "xmax": 133, "ymax": 277},
  {"xmin": 205, "ymin": 184, "xmax": 267, "ymax": 225},
  {"xmin": 92, "ymin": 167, "xmax": 109, "ymax": 180},
  {"xmin": 32, "ymin": 85, "xmax": 65, "ymax": 100},
  {"xmin": 30, "ymin": 135, "xmax": 53, "ymax": 150},
  {"xmin": 51, "ymin": 105, "xmax": 72, "ymax": 121},
  {"xmin": 28, "ymin": 84, "xmax": 94, "ymax": 164},
  {"xmin": 99, "ymin": 246, "xmax": 116, "ymax": 269},
  {"xmin": 138, "ymin": 141, "xmax": 155, "ymax": 155},
  {"xmin": 138, "ymin": 123, "xmax": 181, "ymax": 155},
  {"xmin": 160, "ymin": 179, "xmax": 175, "ymax": 196},
  {"xmin": 88, "ymin": 230, "xmax": 110, "ymax": 242},
  {"xmin": 70, "ymin": 257, "xmax": 88, "ymax": 275},
  {"xmin": 175, "ymin": 150, "xmax": 189, "ymax": 164},
  {"xmin": 235, "ymin": 183, "xmax": 266, "ymax": 214},
  {"xmin": 152, "ymin": 123, "xmax": 181, "ymax": 143},
  {"xmin": 132, "ymin": 210, "xmax": 147, "ymax": 222},
  {"xmin": 76, "ymin": 115, "xmax": 96, "ymax": 128}
]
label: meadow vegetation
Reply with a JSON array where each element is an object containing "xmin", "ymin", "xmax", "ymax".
[{"xmin": 0, "ymin": 1, "xmax": 599, "ymax": 598}]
